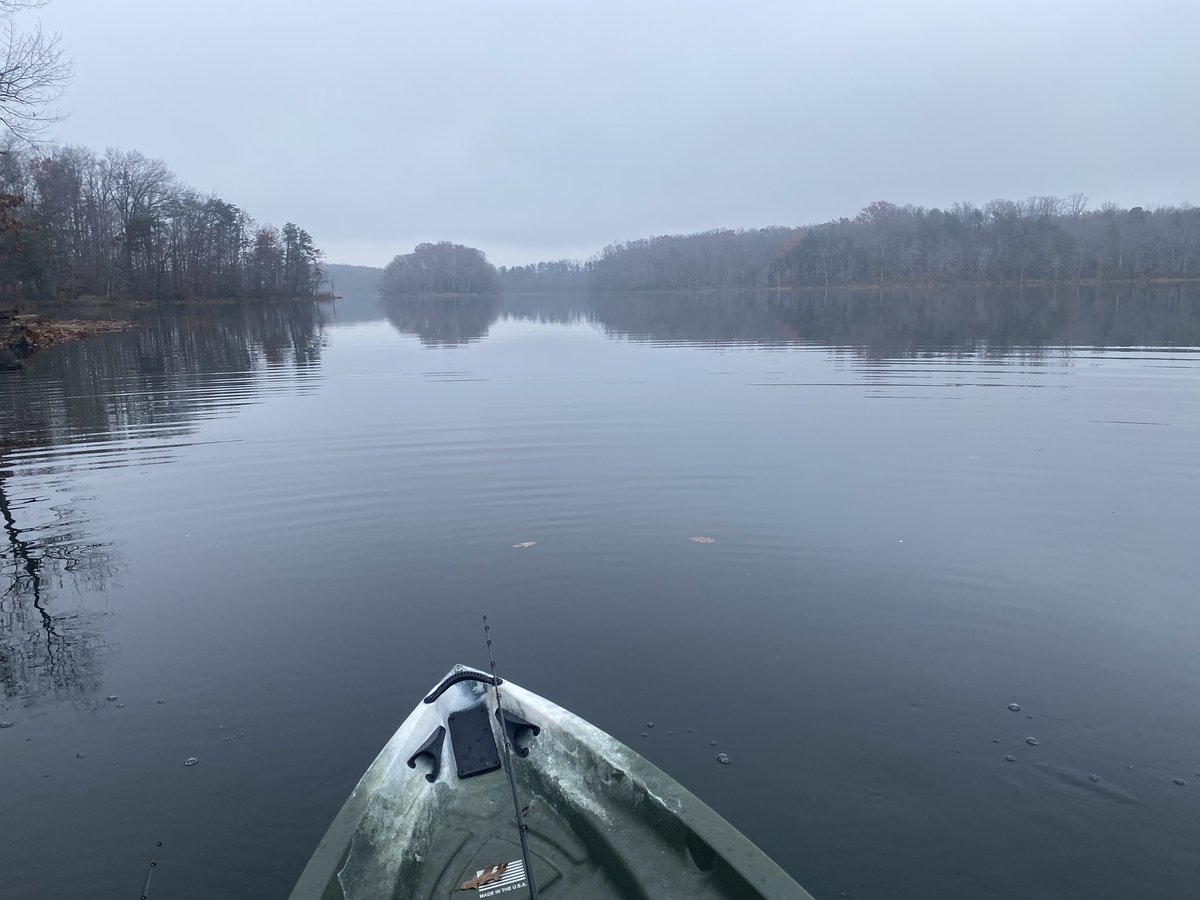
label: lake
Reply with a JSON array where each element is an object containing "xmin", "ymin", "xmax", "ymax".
[{"xmin": 2, "ymin": 285, "xmax": 1198, "ymax": 899}]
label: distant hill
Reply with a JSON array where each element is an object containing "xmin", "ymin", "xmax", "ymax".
[{"xmin": 324, "ymin": 264, "xmax": 384, "ymax": 295}]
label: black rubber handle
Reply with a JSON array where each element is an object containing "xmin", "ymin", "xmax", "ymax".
[{"xmin": 423, "ymin": 669, "xmax": 502, "ymax": 704}]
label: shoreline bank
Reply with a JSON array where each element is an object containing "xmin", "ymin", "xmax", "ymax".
[{"xmin": 2, "ymin": 311, "xmax": 134, "ymax": 369}]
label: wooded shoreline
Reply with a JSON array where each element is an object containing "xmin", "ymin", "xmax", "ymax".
[{"xmin": 497, "ymin": 200, "xmax": 1200, "ymax": 292}]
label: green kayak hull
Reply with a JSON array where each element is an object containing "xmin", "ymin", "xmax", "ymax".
[{"xmin": 289, "ymin": 666, "xmax": 815, "ymax": 900}]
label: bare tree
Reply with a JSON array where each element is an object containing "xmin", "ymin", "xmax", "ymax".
[
  {"xmin": 103, "ymin": 148, "xmax": 173, "ymax": 295},
  {"xmin": 0, "ymin": 0, "xmax": 70, "ymax": 142}
]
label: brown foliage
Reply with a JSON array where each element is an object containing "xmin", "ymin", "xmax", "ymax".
[{"xmin": 458, "ymin": 862, "xmax": 508, "ymax": 891}]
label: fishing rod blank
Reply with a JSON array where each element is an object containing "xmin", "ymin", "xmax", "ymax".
[
  {"xmin": 483, "ymin": 616, "xmax": 540, "ymax": 900},
  {"xmin": 139, "ymin": 841, "xmax": 162, "ymax": 900}
]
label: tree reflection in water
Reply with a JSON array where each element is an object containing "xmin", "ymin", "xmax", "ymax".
[
  {"xmin": 0, "ymin": 450, "xmax": 115, "ymax": 704},
  {"xmin": 0, "ymin": 300, "xmax": 327, "ymax": 704},
  {"xmin": 382, "ymin": 294, "xmax": 500, "ymax": 347},
  {"xmin": 579, "ymin": 284, "xmax": 1200, "ymax": 354},
  {"xmin": 453, "ymin": 283, "xmax": 1200, "ymax": 354}
]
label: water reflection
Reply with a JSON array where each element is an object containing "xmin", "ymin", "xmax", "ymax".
[
  {"xmin": 382, "ymin": 294, "xmax": 500, "ymax": 347},
  {"xmin": 0, "ymin": 301, "xmax": 327, "ymax": 703},
  {"xmin": 764, "ymin": 284, "xmax": 1200, "ymax": 357},
  {"xmin": 2, "ymin": 301, "xmax": 326, "ymax": 463},
  {"xmin": 380, "ymin": 284, "xmax": 1200, "ymax": 352},
  {"xmin": 495, "ymin": 292, "xmax": 590, "ymax": 328},
  {"xmin": 495, "ymin": 284, "xmax": 1200, "ymax": 353},
  {"xmin": 2, "ymin": 288, "xmax": 1198, "ymax": 900},
  {"xmin": 0, "ymin": 456, "xmax": 114, "ymax": 702}
]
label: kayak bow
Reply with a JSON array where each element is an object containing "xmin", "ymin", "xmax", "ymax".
[{"xmin": 289, "ymin": 665, "xmax": 814, "ymax": 900}]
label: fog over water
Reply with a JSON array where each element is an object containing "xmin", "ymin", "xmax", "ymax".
[{"xmin": 29, "ymin": 0, "xmax": 1200, "ymax": 265}]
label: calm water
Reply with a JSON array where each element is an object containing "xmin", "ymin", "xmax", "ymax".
[{"xmin": 2, "ymin": 287, "xmax": 1199, "ymax": 900}]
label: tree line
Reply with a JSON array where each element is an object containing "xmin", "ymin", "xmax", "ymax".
[
  {"xmin": 497, "ymin": 197, "xmax": 1200, "ymax": 291},
  {"xmin": 380, "ymin": 241, "xmax": 498, "ymax": 295},
  {"xmin": 778, "ymin": 198, "xmax": 1200, "ymax": 286},
  {"xmin": 499, "ymin": 259, "xmax": 589, "ymax": 291},
  {"xmin": 0, "ymin": 141, "xmax": 326, "ymax": 304}
]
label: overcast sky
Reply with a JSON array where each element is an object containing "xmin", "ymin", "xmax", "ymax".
[{"xmin": 25, "ymin": 0, "xmax": 1200, "ymax": 268}]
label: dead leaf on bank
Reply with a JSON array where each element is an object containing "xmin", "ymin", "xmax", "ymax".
[
  {"xmin": 459, "ymin": 862, "xmax": 508, "ymax": 890},
  {"xmin": 690, "ymin": 536, "xmax": 716, "ymax": 544},
  {"xmin": 512, "ymin": 541, "xmax": 537, "ymax": 549}
]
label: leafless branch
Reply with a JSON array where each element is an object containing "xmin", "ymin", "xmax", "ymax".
[{"xmin": 0, "ymin": 16, "xmax": 70, "ymax": 142}]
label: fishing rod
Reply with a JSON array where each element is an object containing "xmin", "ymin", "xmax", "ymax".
[
  {"xmin": 138, "ymin": 841, "xmax": 162, "ymax": 899},
  {"xmin": 483, "ymin": 616, "xmax": 540, "ymax": 900}
]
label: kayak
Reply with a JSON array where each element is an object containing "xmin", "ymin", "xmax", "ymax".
[{"xmin": 289, "ymin": 664, "xmax": 814, "ymax": 900}]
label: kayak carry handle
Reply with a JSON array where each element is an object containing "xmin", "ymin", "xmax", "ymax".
[{"xmin": 423, "ymin": 668, "xmax": 502, "ymax": 704}]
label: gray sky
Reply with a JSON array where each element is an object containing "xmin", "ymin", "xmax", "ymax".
[{"xmin": 26, "ymin": 0, "xmax": 1200, "ymax": 268}]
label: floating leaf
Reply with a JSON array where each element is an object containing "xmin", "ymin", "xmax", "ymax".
[
  {"xmin": 459, "ymin": 862, "xmax": 508, "ymax": 891},
  {"xmin": 690, "ymin": 536, "xmax": 716, "ymax": 544},
  {"xmin": 512, "ymin": 541, "xmax": 536, "ymax": 549}
]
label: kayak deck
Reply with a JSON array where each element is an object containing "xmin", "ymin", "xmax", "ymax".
[{"xmin": 290, "ymin": 666, "xmax": 814, "ymax": 900}]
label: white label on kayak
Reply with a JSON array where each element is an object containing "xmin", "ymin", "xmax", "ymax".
[{"xmin": 476, "ymin": 858, "xmax": 527, "ymax": 898}]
